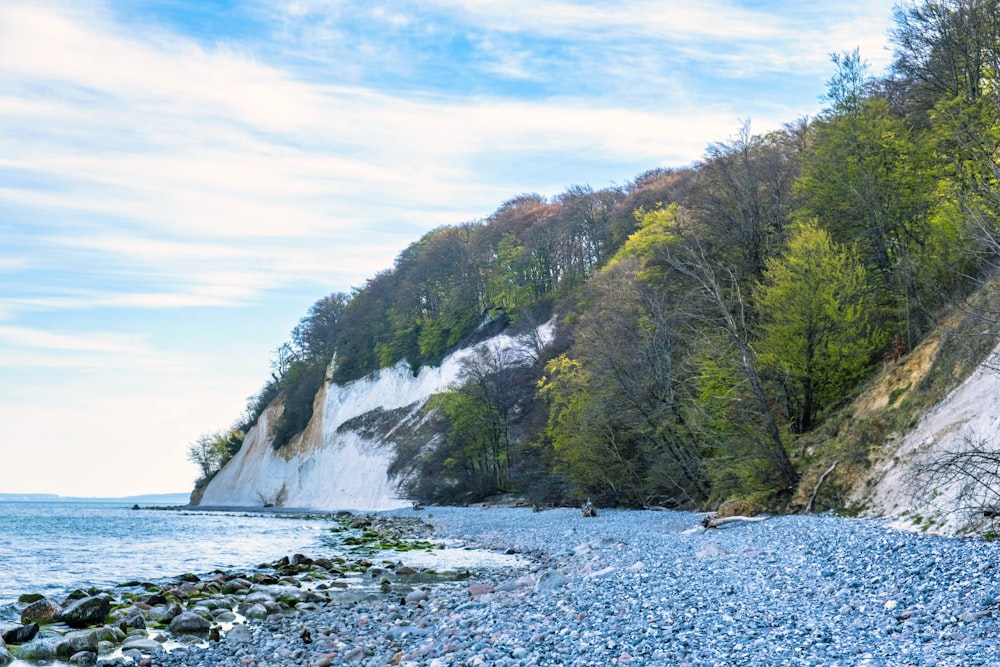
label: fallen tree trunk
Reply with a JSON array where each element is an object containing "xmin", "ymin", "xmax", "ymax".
[
  {"xmin": 701, "ymin": 514, "xmax": 769, "ymax": 529},
  {"xmin": 805, "ymin": 460, "xmax": 839, "ymax": 514}
]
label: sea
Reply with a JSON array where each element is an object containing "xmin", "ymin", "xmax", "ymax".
[{"xmin": 0, "ymin": 501, "xmax": 332, "ymax": 609}]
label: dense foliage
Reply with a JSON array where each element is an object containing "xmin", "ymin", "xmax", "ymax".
[{"xmin": 201, "ymin": 0, "xmax": 1000, "ymax": 509}]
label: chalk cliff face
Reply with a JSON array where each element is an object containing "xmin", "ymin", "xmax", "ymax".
[
  {"xmin": 197, "ymin": 324, "xmax": 553, "ymax": 511},
  {"xmin": 854, "ymin": 341, "xmax": 1000, "ymax": 535}
]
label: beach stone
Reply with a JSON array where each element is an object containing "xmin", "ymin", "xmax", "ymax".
[
  {"xmin": 467, "ymin": 582, "xmax": 495, "ymax": 597},
  {"xmin": 168, "ymin": 611, "xmax": 211, "ymax": 635},
  {"xmin": 1, "ymin": 622, "xmax": 38, "ymax": 645},
  {"xmin": 60, "ymin": 596, "xmax": 110, "ymax": 629},
  {"xmin": 225, "ymin": 624, "xmax": 253, "ymax": 644},
  {"xmin": 405, "ymin": 589, "xmax": 429, "ymax": 604},
  {"xmin": 244, "ymin": 603, "xmax": 268, "ymax": 620},
  {"xmin": 535, "ymin": 570, "xmax": 569, "ymax": 593},
  {"xmin": 11, "ymin": 638, "xmax": 56, "ymax": 662},
  {"xmin": 147, "ymin": 603, "xmax": 183, "ymax": 624},
  {"xmin": 20, "ymin": 598, "xmax": 62, "ymax": 625},
  {"xmin": 123, "ymin": 612, "xmax": 147, "ymax": 631},
  {"xmin": 244, "ymin": 591, "xmax": 276, "ymax": 605},
  {"xmin": 120, "ymin": 638, "xmax": 165, "ymax": 654},
  {"xmin": 91, "ymin": 625, "xmax": 124, "ymax": 644},
  {"xmin": 69, "ymin": 650, "xmax": 97, "ymax": 666},
  {"xmin": 56, "ymin": 630, "xmax": 98, "ymax": 657}
]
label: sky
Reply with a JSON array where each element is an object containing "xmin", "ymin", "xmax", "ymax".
[{"xmin": 0, "ymin": 0, "xmax": 899, "ymax": 498}]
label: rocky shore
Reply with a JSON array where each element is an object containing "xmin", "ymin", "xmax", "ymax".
[{"xmin": 4, "ymin": 507, "xmax": 1000, "ymax": 666}]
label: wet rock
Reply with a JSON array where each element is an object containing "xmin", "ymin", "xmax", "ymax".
[
  {"xmin": 168, "ymin": 612, "xmax": 211, "ymax": 636},
  {"xmin": 91, "ymin": 626, "xmax": 125, "ymax": 644},
  {"xmin": 11, "ymin": 638, "xmax": 56, "ymax": 662},
  {"xmin": 55, "ymin": 630, "xmax": 98, "ymax": 657},
  {"xmin": 69, "ymin": 650, "xmax": 97, "ymax": 666},
  {"xmin": 16, "ymin": 593, "xmax": 44, "ymax": 604},
  {"xmin": 244, "ymin": 604, "xmax": 268, "ymax": 620},
  {"xmin": 120, "ymin": 638, "xmax": 165, "ymax": 654},
  {"xmin": 0, "ymin": 643, "xmax": 11, "ymax": 666},
  {"xmin": 221, "ymin": 578, "xmax": 252, "ymax": 594},
  {"xmin": 20, "ymin": 598, "xmax": 62, "ymax": 625},
  {"xmin": 60, "ymin": 596, "xmax": 111, "ymax": 629},
  {"xmin": 122, "ymin": 612, "xmax": 146, "ymax": 631},
  {"xmin": 1, "ymin": 622, "xmax": 38, "ymax": 645},
  {"xmin": 147, "ymin": 603, "xmax": 183, "ymax": 625}
]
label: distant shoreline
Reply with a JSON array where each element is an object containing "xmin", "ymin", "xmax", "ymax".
[{"xmin": 0, "ymin": 493, "xmax": 192, "ymax": 504}]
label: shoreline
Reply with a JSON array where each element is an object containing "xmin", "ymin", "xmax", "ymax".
[{"xmin": 7, "ymin": 507, "xmax": 1000, "ymax": 666}]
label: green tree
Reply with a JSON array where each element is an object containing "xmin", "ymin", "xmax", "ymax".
[
  {"xmin": 187, "ymin": 428, "xmax": 244, "ymax": 479},
  {"xmin": 423, "ymin": 337, "xmax": 537, "ymax": 499},
  {"xmin": 539, "ymin": 354, "xmax": 649, "ymax": 505},
  {"xmin": 796, "ymin": 51, "xmax": 936, "ymax": 339},
  {"xmin": 755, "ymin": 221, "xmax": 887, "ymax": 433}
]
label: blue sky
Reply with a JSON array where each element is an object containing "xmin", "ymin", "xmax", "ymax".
[{"xmin": 0, "ymin": 0, "xmax": 898, "ymax": 497}]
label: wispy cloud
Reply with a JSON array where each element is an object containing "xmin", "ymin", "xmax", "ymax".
[{"xmin": 0, "ymin": 0, "xmax": 899, "ymax": 495}]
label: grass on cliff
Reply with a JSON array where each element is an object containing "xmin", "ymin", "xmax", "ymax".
[{"xmin": 790, "ymin": 283, "xmax": 1000, "ymax": 514}]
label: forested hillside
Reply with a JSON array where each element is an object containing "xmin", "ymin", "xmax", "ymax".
[{"xmin": 192, "ymin": 0, "xmax": 1000, "ymax": 512}]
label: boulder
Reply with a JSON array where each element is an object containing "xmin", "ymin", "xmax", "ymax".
[
  {"xmin": 60, "ymin": 596, "xmax": 110, "ymax": 629},
  {"xmin": 20, "ymin": 598, "xmax": 62, "ymax": 625},
  {"xmin": 225, "ymin": 623, "xmax": 253, "ymax": 644},
  {"xmin": 91, "ymin": 625, "xmax": 125, "ymax": 644},
  {"xmin": 1, "ymin": 622, "xmax": 39, "ymax": 644},
  {"xmin": 69, "ymin": 650, "xmax": 97, "ymax": 666},
  {"xmin": 168, "ymin": 612, "xmax": 211, "ymax": 636},
  {"xmin": 55, "ymin": 630, "xmax": 98, "ymax": 657},
  {"xmin": 123, "ymin": 612, "xmax": 146, "ymax": 631},
  {"xmin": 11, "ymin": 638, "xmax": 57, "ymax": 662},
  {"xmin": 534, "ymin": 570, "xmax": 569, "ymax": 593},
  {"xmin": 405, "ymin": 589, "xmax": 429, "ymax": 604},
  {"xmin": 243, "ymin": 604, "xmax": 268, "ymax": 620},
  {"xmin": 120, "ymin": 638, "xmax": 165, "ymax": 654},
  {"xmin": 147, "ymin": 602, "xmax": 182, "ymax": 625}
]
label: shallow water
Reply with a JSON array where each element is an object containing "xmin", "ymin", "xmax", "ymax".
[{"xmin": 0, "ymin": 501, "xmax": 332, "ymax": 608}]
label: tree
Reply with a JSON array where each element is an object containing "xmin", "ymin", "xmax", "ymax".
[
  {"xmin": 187, "ymin": 429, "xmax": 243, "ymax": 479},
  {"xmin": 656, "ymin": 215, "xmax": 799, "ymax": 494},
  {"xmin": 555, "ymin": 258, "xmax": 710, "ymax": 507},
  {"xmin": 291, "ymin": 292, "xmax": 349, "ymax": 363},
  {"xmin": 424, "ymin": 335, "xmax": 538, "ymax": 499},
  {"xmin": 891, "ymin": 0, "xmax": 1000, "ymax": 115},
  {"xmin": 796, "ymin": 51, "xmax": 936, "ymax": 340},
  {"xmin": 693, "ymin": 120, "xmax": 802, "ymax": 277},
  {"xmin": 755, "ymin": 221, "xmax": 887, "ymax": 433},
  {"xmin": 539, "ymin": 354, "xmax": 651, "ymax": 506}
]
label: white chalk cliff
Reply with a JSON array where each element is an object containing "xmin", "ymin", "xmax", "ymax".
[
  {"xmin": 854, "ymin": 340, "xmax": 1000, "ymax": 535},
  {"xmin": 198, "ymin": 324, "xmax": 553, "ymax": 511}
]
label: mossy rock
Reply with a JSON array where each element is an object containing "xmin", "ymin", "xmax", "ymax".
[{"xmin": 18, "ymin": 593, "xmax": 45, "ymax": 604}]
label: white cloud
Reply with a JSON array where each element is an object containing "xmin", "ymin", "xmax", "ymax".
[{"xmin": 0, "ymin": 0, "xmax": 901, "ymax": 496}]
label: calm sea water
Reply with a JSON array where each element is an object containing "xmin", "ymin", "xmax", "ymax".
[{"xmin": 0, "ymin": 502, "xmax": 329, "ymax": 609}]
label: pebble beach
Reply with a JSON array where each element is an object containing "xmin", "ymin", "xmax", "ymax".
[{"xmin": 7, "ymin": 507, "xmax": 1000, "ymax": 667}]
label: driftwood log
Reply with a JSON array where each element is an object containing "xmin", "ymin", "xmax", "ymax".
[
  {"xmin": 804, "ymin": 460, "xmax": 839, "ymax": 514},
  {"xmin": 701, "ymin": 514, "xmax": 769, "ymax": 529}
]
